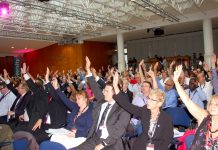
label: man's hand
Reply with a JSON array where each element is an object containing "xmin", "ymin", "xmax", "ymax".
[
  {"xmin": 3, "ymin": 69, "xmax": 9, "ymax": 80},
  {"xmin": 173, "ymin": 65, "xmax": 183, "ymax": 83},
  {"xmin": 45, "ymin": 67, "xmax": 50, "ymax": 83},
  {"xmin": 113, "ymin": 71, "xmax": 120, "ymax": 95},
  {"xmin": 94, "ymin": 144, "xmax": 104, "ymax": 150},
  {"xmin": 51, "ymin": 77, "xmax": 59, "ymax": 90},
  {"xmin": 21, "ymin": 63, "xmax": 27, "ymax": 74},
  {"xmin": 85, "ymin": 56, "xmax": 91, "ymax": 71},
  {"xmin": 32, "ymin": 119, "xmax": 42, "ymax": 131},
  {"xmin": 19, "ymin": 115, "xmax": 24, "ymax": 121},
  {"xmin": 7, "ymin": 111, "xmax": 14, "ymax": 117}
]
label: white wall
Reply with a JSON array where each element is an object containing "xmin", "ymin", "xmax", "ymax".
[{"xmin": 127, "ymin": 29, "xmax": 218, "ymax": 61}]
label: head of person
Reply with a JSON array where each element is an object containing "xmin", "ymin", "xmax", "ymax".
[
  {"xmin": 119, "ymin": 78, "xmax": 129, "ymax": 92},
  {"xmin": 141, "ymin": 81, "xmax": 152, "ymax": 96},
  {"xmin": 207, "ymin": 95, "xmax": 218, "ymax": 116},
  {"xmin": 161, "ymin": 70, "xmax": 168, "ymax": 80},
  {"xmin": 16, "ymin": 81, "xmax": 29, "ymax": 95},
  {"xmin": 189, "ymin": 77, "xmax": 198, "ymax": 91},
  {"xmin": 0, "ymin": 82, "xmax": 9, "ymax": 95},
  {"xmin": 103, "ymin": 81, "xmax": 114, "ymax": 102},
  {"xmin": 75, "ymin": 90, "xmax": 89, "ymax": 108},
  {"xmin": 134, "ymin": 73, "xmax": 141, "ymax": 84},
  {"xmin": 197, "ymin": 72, "xmax": 206, "ymax": 85},
  {"xmin": 164, "ymin": 78, "xmax": 174, "ymax": 91},
  {"xmin": 147, "ymin": 89, "xmax": 165, "ymax": 110},
  {"xmin": 179, "ymin": 71, "xmax": 185, "ymax": 85}
]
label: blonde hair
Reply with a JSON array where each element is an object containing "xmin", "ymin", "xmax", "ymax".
[
  {"xmin": 207, "ymin": 94, "xmax": 218, "ymax": 110},
  {"xmin": 150, "ymin": 89, "xmax": 165, "ymax": 104}
]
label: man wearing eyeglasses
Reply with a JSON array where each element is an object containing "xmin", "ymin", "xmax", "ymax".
[
  {"xmin": 0, "ymin": 82, "xmax": 16, "ymax": 124},
  {"xmin": 157, "ymin": 77, "xmax": 179, "ymax": 109}
]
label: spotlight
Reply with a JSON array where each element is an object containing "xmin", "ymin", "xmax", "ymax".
[{"xmin": 0, "ymin": 2, "xmax": 10, "ymax": 17}]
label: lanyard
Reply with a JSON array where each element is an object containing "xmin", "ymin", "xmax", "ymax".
[
  {"xmin": 0, "ymin": 91, "xmax": 11, "ymax": 102},
  {"xmin": 148, "ymin": 113, "xmax": 160, "ymax": 142},
  {"xmin": 201, "ymin": 83, "xmax": 206, "ymax": 89},
  {"xmin": 189, "ymin": 89, "xmax": 197, "ymax": 100},
  {"xmin": 73, "ymin": 105, "xmax": 88, "ymax": 124}
]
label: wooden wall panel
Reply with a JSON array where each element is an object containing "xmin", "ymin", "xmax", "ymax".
[
  {"xmin": 23, "ymin": 41, "xmax": 114, "ymax": 76},
  {"xmin": 0, "ymin": 56, "xmax": 14, "ymax": 76}
]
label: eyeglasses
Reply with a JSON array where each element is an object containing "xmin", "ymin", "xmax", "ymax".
[
  {"xmin": 147, "ymin": 96, "xmax": 160, "ymax": 102},
  {"xmin": 164, "ymin": 83, "xmax": 172, "ymax": 86}
]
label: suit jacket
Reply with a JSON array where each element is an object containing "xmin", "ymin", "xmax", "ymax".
[
  {"xmin": 83, "ymin": 76, "xmax": 130, "ymax": 150},
  {"xmin": 115, "ymin": 96, "xmax": 174, "ymax": 150},
  {"xmin": 7, "ymin": 82, "xmax": 31, "ymax": 119},
  {"xmin": 44, "ymin": 82, "xmax": 68, "ymax": 128},
  {"xmin": 25, "ymin": 78, "xmax": 49, "ymax": 129}
]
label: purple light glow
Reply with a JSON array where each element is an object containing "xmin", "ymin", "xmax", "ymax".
[
  {"xmin": 13, "ymin": 49, "xmax": 34, "ymax": 54},
  {"xmin": 0, "ymin": 2, "xmax": 10, "ymax": 17},
  {"xmin": 1, "ymin": 8, "xmax": 8, "ymax": 15}
]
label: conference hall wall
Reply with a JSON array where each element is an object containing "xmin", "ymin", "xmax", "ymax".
[
  {"xmin": 127, "ymin": 29, "xmax": 218, "ymax": 61},
  {"xmin": 23, "ymin": 41, "xmax": 114, "ymax": 76}
]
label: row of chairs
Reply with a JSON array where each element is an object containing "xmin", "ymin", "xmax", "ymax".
[{"xmin": 1, "ymin": 107, "xmax": 195, "ymax": 150}]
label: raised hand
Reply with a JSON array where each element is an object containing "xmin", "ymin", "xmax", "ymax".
[
  {"xmin": 51, "ymin": 77, "xmax": 59, "ymax": 90},
  {"xmin": 211, "ymin": 53, "xmax": 216, "ymax": 66},
  {"xmin": 3, "ymin": 69, "xmax": 9, "ymax": 80},
  {"xmin": 21, "ymin": 63, "xmax": 27, "ymax": 74},
  {"xmin": 203, "ymin": 63, "xmax": 209, "ymax": 72},
  {"xmin": 45, "ymin": 67, "xmax": 50, "ymax": 83},
  {"xmin": 147, "ymin": 66, "xmax": 155, "ymax": 78},
  {"xmin": 85, "ymin": 56, "xmax": 91, "ymax": 71},
  {"xmin": 113, "ymin": 71, "xmax": 120, "ymax": 94},
  {"xmin": 153, "ymin": 62, "xmax": 159, "ymax": 72},
  {"xmin": 173, "ymin": 65, "xmax": 183, "ymax": 83},
  {"xmin": 170, "ymin": 60, "xmax": 176, "ymax": 68},
  {"xmin": 139, "ymin": 59, "xmax": 144, "ymax": 66}
]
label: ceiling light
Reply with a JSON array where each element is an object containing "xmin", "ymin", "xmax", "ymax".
[
  {"xmin": 0, "ymin": 2, "xmax": 10, "ymax": 17},
  {"xmin": 25, "ymin": 48, "xmax": 27, "ymax": 49},
  {"xmin": 11, "ymin": 46, "xmax": 14, "ymax": 48}
]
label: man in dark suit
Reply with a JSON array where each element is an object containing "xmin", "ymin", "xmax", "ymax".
[
  {"xmin": 74, "ymin": 57, "xmax": 130, "ymax": 150},
  {"xmin": 6, "ymin": 80, "xmax": 32, "ymax": 130}
]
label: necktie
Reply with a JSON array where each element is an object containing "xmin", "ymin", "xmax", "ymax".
[{"xmin": 96, "ymin": 104, "xmax": 111, "ymax": 137}]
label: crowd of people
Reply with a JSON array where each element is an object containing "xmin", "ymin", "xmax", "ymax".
[{"xmin": 0, "ymin": 53, "xmax": 218, "ymax": 150}]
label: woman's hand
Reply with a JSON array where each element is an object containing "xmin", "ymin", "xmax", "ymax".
[{"xmin": 173, "ymin": 65, "xmax": 183, "ymax": 83}]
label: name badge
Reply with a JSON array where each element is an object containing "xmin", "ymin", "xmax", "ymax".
[
  {"xmin": 146, "ymin": 143, "xmax": 154, "ymax": 150},
  {"xmin": 99, "ymin": 125, "xmax": 105, "ymax": 130}
]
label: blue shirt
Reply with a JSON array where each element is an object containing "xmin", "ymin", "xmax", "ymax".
[
  {"xmin": 157, "ymin": 78, "xmax": 178, "ymax": 109},
  {"xmin": 56, "ymin": 89, "xmax": 93, "ymax": 138},
  {"xmin": 185, "ymin": 87, "xmax": 206, "ymax": 108}
]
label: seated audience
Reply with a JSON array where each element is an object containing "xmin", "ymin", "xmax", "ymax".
[
  {"xmin": 174, "ymin": 65, "xmax": 218, "ymax": 149},
  {"xmin": 113, "ymin": 71, "xmax": 173, "ymax": 150}
]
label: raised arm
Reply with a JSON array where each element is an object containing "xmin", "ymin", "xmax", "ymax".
[
  {"xmin": 3, "ymin": 69, "xmax": 19, "ymax": 97},
  {"xmin": 85, "ymin": 56, "xmax": 104, "ymax": 101},
  {"xmin": 139, "ymin": 59, "xmax": 145, "ymax": 82},
  {"xmin": 173, "ymin": 65, "xmax": 208, "ymax": 124},
  {"xmin": 147, "ymin": 66, "xmax": 158, "ymax": 89},
  {"xmin": 211, "ymin": 54, "xmax": 218, "ymax": 94},
  {"xmin": 52, "ymin": 77, "xmax": 78, "ymax": 111},
  {"xmin": 21, "ymin": 63, "xmax": 40, "ymax": 94},
  {"xmin": 44, "ymin": 67, "xmax": 60, "ymax": 101},
  {"xmin": 113, "ymin": 72, "xmax": 146, "ymax": 118}
]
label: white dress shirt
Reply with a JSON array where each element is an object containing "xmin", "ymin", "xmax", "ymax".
[
  {"xmin": 97, "ymin": 100, "xmax": 116, "ymax": 139},
  {"xmin": 0, "ymin": 91, "xmax": 16, "ymax": 116}
]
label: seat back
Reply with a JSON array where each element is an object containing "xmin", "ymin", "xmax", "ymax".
[
  {"xmin": 40, "ymin": 141, "xmax": 67, "ymax": 150},
  {"xmin": 164, "ymin": 107, "xmax": 191, "ymax": 127},
  {"xmin": 13, "ymin": 139, "xmax": 28, "ymax": 150}
]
